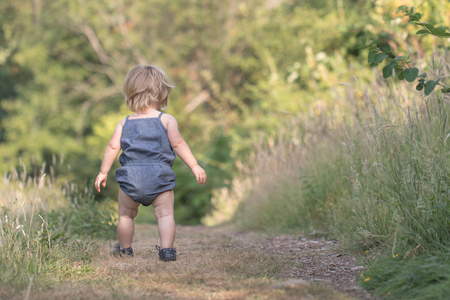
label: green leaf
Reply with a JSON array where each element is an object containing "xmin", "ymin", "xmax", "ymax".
[
  {"xmin": 442, "ymin": 33, "xmax": 450, "ymax": 37},
  {"xmin": 404, "ymin": 68, "xmax": 419, "ymax": 82},
  {"xmin": 380, "ymin": 44, "xmax": 392, "ymax": 54},
  {"xmin": 368, "ymin": 51, "xmax": 377, "ymax": 63},
  {"xmin": 375, "ymin": 53, "xmax": 388, "ymax": 64},
  {"xmin": 424, "ymin": 80, "xmax": 438, "ymax": 95},
  {"xmin": 414, "ymin": 13, "xmax": 421, "ymax": 20},
  {"xmin": 419, "ymin": 73, "xmax": 427, "ymax": 78},
  {"xmin": 416, "ymin": 84, "xmax": 424, "ymax": 91},
  {"xmin": 382, "ymin": 62, "xmax": 397, "ymax": 79},
  {"xmin": 396, "ymin": 5, "xmax": 408, "ymax": 13},
  {"xmin": 422, "ymin": 23, "xmax": 435, "ymax": 31},
  {"xmin": 431, "ymin": 27, "xmax": 445, "ymax": 36},
  {"xmin": 398, "ymin": 70, "xmax": 404, "ymax": 80},
  {"xmin": 441, "ymin": 88, "xmax": 450, "ymax": 93},
  {"xmin": 416, "ymin": 29, "xmax": 429, "ymax": 35}
]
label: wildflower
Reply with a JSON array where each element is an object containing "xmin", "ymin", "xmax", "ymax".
[
  {"xmin": 361, "ymin": 273, "xmax": 364, "ymax": 279},
  {"xmin": 364, "ymin": 277, "xmax": 371, "ymax": 282},
  {"xmin": 365, "ymin": 250, "xmax": 370, "ymax": 254},
  {"xmin": 393, "ymin": 253, "xmax": 399, "ymax": 258}
]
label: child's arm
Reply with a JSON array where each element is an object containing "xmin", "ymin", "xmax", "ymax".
[
  {"xmin": 165, "ymin": 115, "xmax": 207, "ymax": 185},
  {"xmin": 95, "ymin": 119, "xmax": 125, "ymax": 192}
]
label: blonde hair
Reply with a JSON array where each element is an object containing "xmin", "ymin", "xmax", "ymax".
[{"xmin": 123, "ymin": 65, "xmax": 175, "ymax": 112}]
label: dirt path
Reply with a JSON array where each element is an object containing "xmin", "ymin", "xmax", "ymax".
[
  {"xmin": 96, "ymin": 224, "xmax": 374, "ymax": 299},
  {"xmin": 11, "ymin": 224, "xmax": 375, "ymax": 299}
]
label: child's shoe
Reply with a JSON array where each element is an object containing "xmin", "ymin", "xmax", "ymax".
[
  {"xmin": 111, "ymin": 243, "xmax": 134, "ymax": 258},
  {"xmin": 155, "ymin": 245, "xmax": 177, "ymax": 261}
]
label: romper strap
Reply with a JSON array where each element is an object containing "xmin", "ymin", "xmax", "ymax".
[{"xmin": 157, "ymin": 112, "xmax": 164, "ymax": 119}]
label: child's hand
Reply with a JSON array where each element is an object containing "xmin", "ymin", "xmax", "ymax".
[
  {"xmin": 95, "ymin": 172, "xmax": 108, "ymax": 192},
  {"xmin": 191, "ymin": 165, "xmax": 207, "ymax": 185}
]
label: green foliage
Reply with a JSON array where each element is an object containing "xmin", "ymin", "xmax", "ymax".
[
  {"xmin": 47, "ymin": 195, "xmax": 117, "ymax": 240},
  {"xmin": 361, "ymin": 6, "xmax": 450, "ymax": 96},
  {"xmin": 1, "ymin": 0, "xmax": 449, "ymax": 223}
]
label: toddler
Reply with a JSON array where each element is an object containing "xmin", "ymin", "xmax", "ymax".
[{"xmin": 95, "ymin": 65, "xmax": 206, "ymax": 261}]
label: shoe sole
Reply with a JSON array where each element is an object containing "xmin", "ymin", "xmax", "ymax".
[{"xmin": 160, "ymin": 257, "xmax": 176, "ymax": 261}]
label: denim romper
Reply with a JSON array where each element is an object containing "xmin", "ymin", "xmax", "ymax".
[{"xmin": 115, "ymin": 112, "xmax": 176, "ymax": 206}]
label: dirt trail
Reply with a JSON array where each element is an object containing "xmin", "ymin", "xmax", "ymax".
[
  {"xmin": 9, "ymin": 224, "xmax": 375, "ymax": 300},
  {"xmin": 106, "ymin": 224, "xmax": 375, "ymax": 299}
]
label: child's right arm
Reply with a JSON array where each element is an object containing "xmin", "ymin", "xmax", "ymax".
[
  {"xmin": 95, "ymin": 119, "xmax": 125, "ymax": 192},
  {"xmin": 165, "ymin": 114, "xmax": 207, "ymax": 185}
]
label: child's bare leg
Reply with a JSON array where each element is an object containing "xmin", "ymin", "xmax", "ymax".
[
  {"xmin": 152, "ymin": 190, "xmax": 175, "ymax": 248},
  {"xmin": 118, "ymin": 188, "xmax": 140, "ymax": 249}
]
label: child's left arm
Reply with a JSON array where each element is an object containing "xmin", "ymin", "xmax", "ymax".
[
  {"xmin": 165, "ymin": 114, "xmax": 207, "ymax": 185},
  {"xmin": 95, "ymin": 119, "xmax": 125, "ymax": 192}
]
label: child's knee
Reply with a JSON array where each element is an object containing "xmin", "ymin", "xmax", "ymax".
[
  {"xmin": 153, "ymin": 209, "xmax": 173, "ymax": 220},
  {"xmin": 119, "ymin": 208, "xmax": 138, "ymax": 219}
]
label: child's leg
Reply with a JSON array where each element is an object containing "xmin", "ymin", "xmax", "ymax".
[
  {"xmin": 118, "ymin": 188, "xmax": 140, "ymax": 249},
  {"xmin": 152, "ymin": 190, "xmax": 175, "ymax": 248}
]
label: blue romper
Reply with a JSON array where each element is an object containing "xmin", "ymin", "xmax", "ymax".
[{"xmin": 115, "ymin": 112, "xmax": 177, "ymax": 206}]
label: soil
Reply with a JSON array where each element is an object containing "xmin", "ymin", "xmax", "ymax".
[{"xmin": 164, "ymin": 225, "xmax": 376, "ymax": 300}]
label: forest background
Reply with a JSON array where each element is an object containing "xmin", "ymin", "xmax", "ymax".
[
  {"xmin": 1, "ymin": 0, "xmax": 449, "ymax": 298},
  {"xmin": 0, "ymin": 0, "xmax": 448, "ymax": 224}
]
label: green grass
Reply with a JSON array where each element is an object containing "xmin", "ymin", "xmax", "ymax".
[
  {"xmin": 0, "ymin": 166, "xmax": 116, "ymax": 289},
  {"xmin": 362, "ymin": 254, "xmax": 450, "ymax": 299}
]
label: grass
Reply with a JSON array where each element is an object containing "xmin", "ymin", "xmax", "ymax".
[
  {"xmin": 205, "ymin": 55, "xmax": 450, "ymax": 298},
  {"xmin": 0, "ymin": 162, "xmax": 116, "ymax": 290},
  {"xmin": 361, "ymin": 253, "xmax": 450, "ymax": 299}
]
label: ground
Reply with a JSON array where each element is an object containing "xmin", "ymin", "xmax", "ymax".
[{"xmin": 9, "ymin": 224, "xmax": 376, "ymax": 299}]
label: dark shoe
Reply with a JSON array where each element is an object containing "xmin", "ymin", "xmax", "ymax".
[
  {"xmin": 111, "ymin": 243, "xmax": 134, "ymax": 258},
  {"xmin": 110, "ymin": 243, "xmax": 120, "ymax": 256},
  {"xmin": 156, "ymin": 245, "xmax": 177, "ymax": 261}
]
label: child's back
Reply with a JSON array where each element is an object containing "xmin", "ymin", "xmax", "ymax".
[{"xmin": 116, "ymin": 112, "xmax": 176, "ymax": 206}]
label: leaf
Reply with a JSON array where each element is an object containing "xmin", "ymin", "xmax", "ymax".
[
  {"xmin": 419, "ymin": 73, "xmax": 427, "ymax": 78},
  {"xmin": 396, "ymin": 5, "xmax": 408, "ymax": 13},
  {"xmin": 382, "ymin": 62, "xmax": 397, "ymax": 79},
  {"xmin": 368, "ymin": 51, "xmax": 377, "ymax": 63},
  {"xmin": 442, "ymin": 33, "xmax": 450, "ymax": 37},
  {"xmin": 380, "ymin": 44, "xmax": 392, "ymax": 54},
  {"xmin": 424, "ymin": 80, "xmax": 438, "ymax": 95},
  {"xmin": 416, "ymin": 29, "xmax": 429, "ymax": 35},
  {"xmin": 416, "ymin": 84, "xmax": 424, "ymax": 91},
  {"xmin": 414, "ymin": 13, "xmax": 421, "ymax": 20},
  {"xmin": 422, "ymin": 23, "xmax": 435, "ymax": 31},
  {"xmin": 431, "ymin": 27, "xmax": 445, "ymax": 36},
  {"xmin": 397, "ymin": 70, "xmax": 404, "ymax": 80},
  {"xmin": 375, "ymin": 53, "xmax": 388, "ymax": 64},
  {"xmin": 404, "ymin": 68, "xmax": 419, "ymax": 82},
  {"xmin": 441, "ymin": 88, "xmax": 450, "ymax": 93}
]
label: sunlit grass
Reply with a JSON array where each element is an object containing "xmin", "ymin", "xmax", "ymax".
[{"xmin": 0, "ymin": 162, "xmax": 116, "ymax": 290}]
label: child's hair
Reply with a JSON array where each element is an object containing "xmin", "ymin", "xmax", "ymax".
[{"xmin": 123, "ymin": 65, "xmax": 175, "ymax": 111}]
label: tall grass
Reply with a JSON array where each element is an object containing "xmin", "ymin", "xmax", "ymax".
[
  {"xmin": 0, "ymin": 161, "xmax": 116, "ymax": 289},
  {"xmin": 205, "ymin": 56, "xmax": 449, "ymax": 298}
]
